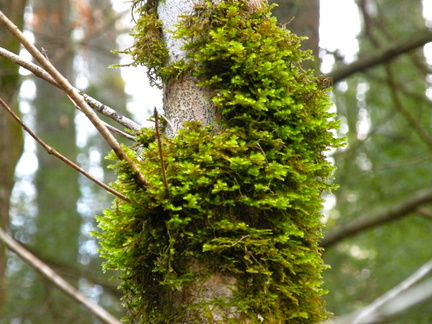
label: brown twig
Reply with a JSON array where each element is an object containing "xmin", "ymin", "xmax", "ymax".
[
  {"xmin": 0, "ymin": 10, "xmax": 149, "ymax": 187},
  {"xmin": 322, "ymin": 187, "xmax": 432, "ymax": 248},
  {"xmin": 231, "ymin": 235, "xmax": 250, "ymax": 247},
  {"xmin": 154, "ymin": 108, "xmax": 169, "ymax": 194},
  {"xmin": 385, "ymin": 63, "xmax": 432, "ymax": 151},
  {"xmin": 0, "ymin": 226, "xmax": 121, "ymax": 324},
  {"xmin": 0, "ymin": 98, "xmax": 129, "ymax": 202}
]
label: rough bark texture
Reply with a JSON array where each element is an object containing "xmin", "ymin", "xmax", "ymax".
[
  {"xmin": 0, "ymin": 0, "xmax": 26, "ymax": 311},
  {"xmin": 158, "ymin": 0, "xmax": 221, "ymax": 136},
  {"xmin": 158, "ymin": 0, "xmax": 237, "ymax": 314}
]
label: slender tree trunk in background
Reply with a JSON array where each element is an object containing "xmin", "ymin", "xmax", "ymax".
[
  {"xmin": 32, "ymin": 0, "xmax": 78, "ymax": 262},
  {"xmin": 0, "ymin": 0, "xmax": 26, "ymax": 311},
  {"xmin": 270, "ymin": 0, "xmax": 320, "ymax": 66},
  {"xmin": 29, "ymin": 0, "xmax": 81, "ymax": 320},
  {"xmin": 81, "ymin": 0, "xmax": 129, "ymax": 179}
]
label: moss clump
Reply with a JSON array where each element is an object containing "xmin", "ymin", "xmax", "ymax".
[
  {"xmin": 115, "ymin": 0, "xmax": 168, "ymax": 87},
  {"xmin": 95, "ymin": 0, "xmax": 343, "ymax": 323}
]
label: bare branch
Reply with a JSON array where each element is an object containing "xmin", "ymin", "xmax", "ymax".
[
  {"xmin": 416, "ymin": 206, "xmax": 432, "ymax": 220},
  {"xmin": 324, "ymin": 259, "xmax": 432, "ymax": 324},
  {"xmin": 0, "ymin": 226, "xmax": 122, "ymax": 324},
  {"xmin": 329, "ymin": 29, "xmax": 432, "ymax": 83},
  {"xmin": 80, "ymin": 92, "xmax": 141, "ymax": 132},
  {"xmin": 0, "ymin": 98, "xmax": 130, "ymax": 202},
  {"xmin": 0, "ymin": 47, "xmax": 141, "ymax": 134},
  {"xmin": 322, "ymin": 187, "xmax": 432, "ymax": 248},
  {"xmin": 0, "ymin": 10, "xmax": 149, "ymax": 187}
]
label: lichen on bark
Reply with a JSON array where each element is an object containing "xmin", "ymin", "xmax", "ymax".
[{"xmin": 95, "ymin": 0, "xmax": 343, "ymax": 323}]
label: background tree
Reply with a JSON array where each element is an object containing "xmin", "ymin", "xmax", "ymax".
[
  {"xmin": 0, "ymin": 0, "xmax": 25, "ymax": 312},
  {"xmin": 1, "ymin": 0, "xmax": 126, "ymax": 322},
  {"xmin": 29, "ymin": 1, "xmax": 82, "ymax": 320},
  {"xmin": 322, "ymin": 1, "xmax": 432, "ymax": 323}
]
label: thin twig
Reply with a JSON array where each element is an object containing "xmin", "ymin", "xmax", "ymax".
[
  {"xmin": 65, "ymin": 92, "xmax": 135, "ymax": 140},
  {"xmin": 231, "ymin": 235, "xmax": 250, "ymax": 247},
  {"xmin": 0, "ymin": 98, "xmax": 129, "ymax": 202},
  {"xmin": 385, "ymin": 63, "xmax": 432, "ymax": 151},
  {"xmin": 0, "ymin": 226, "xmax": 122, "ymax": 324},
  {"xmin": 0, "ymin": 46, "xmax": 141, "ymax": 134},
  {"xmin": 38, "ymin": 48, "xmax": 134, "ymax": 141},
  {"xmin": 0, "ymin": 11, "xmax": 149, "ymax": 187},
  {"xmin": 324, "ymin": 259, "xmax": 432, "ymax": 324},
  {"xmin": 154, "ymin": 108, "xmax": 169, "ymax": 194}
]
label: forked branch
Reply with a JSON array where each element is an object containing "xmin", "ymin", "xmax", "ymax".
[
  {"xmin": 0, "ymin": 10, "xmax": 149, "ymax": 187},
  {"xmin": 0, "ymin": 47, "xmax": 141, "ymax": 135}
]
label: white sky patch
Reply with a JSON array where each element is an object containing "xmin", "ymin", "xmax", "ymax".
[
  {"xmin": 423, "ymin": 0, "xmax": 432, "ymax": 27},
  {"xmin": 425, "ymin": 43, "xmax": 432, "ymax": 66},
  {"xmin": 122, "ymin": 65, "xmax": 163, "ymax": 127},
  {"xmin": 320, "ymin": 0, "xmax": 361, "ymax": 72}
]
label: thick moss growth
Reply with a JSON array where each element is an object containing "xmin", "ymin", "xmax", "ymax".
[{"xmin": 95, "ymin": 0, "xmax": 343, "ymax": 322}]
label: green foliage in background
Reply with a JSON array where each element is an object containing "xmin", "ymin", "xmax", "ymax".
[
  {"xmin": 322, "ymin": 1, "xmax": 432, "ymax": 322},
  {"xmin": 95, "ymin": 0, "xmax": 343, "ymax": 322}
]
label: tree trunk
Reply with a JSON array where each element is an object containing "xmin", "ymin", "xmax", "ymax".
[
  {"xmin": 0, "ymin": 0, "xmax": 26, "ymax": 311},
  {"xmin": 157, "ymin": 0, "xmax": 254, "ymax": 320},
  {"xmin": 27, "ymin": 0, "xmax": 82, "ymax": 320},
  {"xmin": 97, "ymin": 0, "xmax": 339, "ymax": 322},
  {"xmin": 270, "ymin": 0, "xmax": 320, "ymax": 66},
  {"xmin": 158, "ymin": 0, "xmax": 221, "ymax": 137}
]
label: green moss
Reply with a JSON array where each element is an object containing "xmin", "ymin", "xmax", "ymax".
[
  {"xmin": 95, "ymin": 0, "xmax": 343, "ymax": 323},
  {"xmin": 114, "ymin": 0, "xmax": 168, "ymax": 87}
]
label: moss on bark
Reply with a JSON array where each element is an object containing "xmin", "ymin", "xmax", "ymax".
[{"xmin": 95, "ymin": 1, "xmax": 343, "ymax": 322}]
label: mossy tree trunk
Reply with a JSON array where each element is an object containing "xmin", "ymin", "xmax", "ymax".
[
  {"xmin": 155, "ymin": 0, "xmax": 270, "ymax": 321},
  {"xmin": 96, "ymin": 0, "xmax": 342, "ymax": 323}
]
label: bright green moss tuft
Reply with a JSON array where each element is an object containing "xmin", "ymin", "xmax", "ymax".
[{"xmin": 95, "ymin": 0, "xmax": 343, "ymax": 323}]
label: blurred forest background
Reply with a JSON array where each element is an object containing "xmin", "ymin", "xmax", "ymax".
[{"xmin": 1, "ymin": 0, "xmax": 432, "ymax": 323}]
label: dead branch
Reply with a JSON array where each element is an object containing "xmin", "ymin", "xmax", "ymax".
[
  {"xmin": 80, "ymin": 92, "xmax": 141, "ymax": 133},
  {"xmin": 0, "ymin": 10, "xmax": 149, "ymax": 187},
  {"xmin": 322, "ymin": 187, "xmax": 432, "ymax": 248},
  {"xmin": 329, "ymin": 29, "xmax": 432, "ymax": 82},
  {"xmin": 0, "ymin": 98, "xmax": 129, "ymax": 202},
  {"xmin": 385, "ymin": 63, "xmax": 432, "ymax": 151},
  {"xmin": 0, "ymin": 226, "xmax": 122, "ymax": 324}
]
